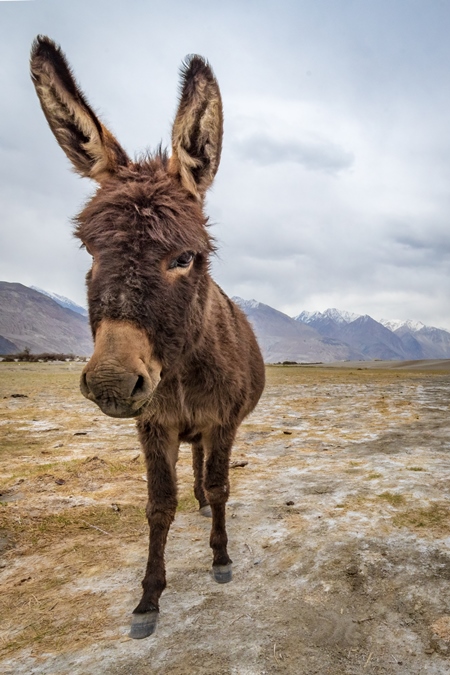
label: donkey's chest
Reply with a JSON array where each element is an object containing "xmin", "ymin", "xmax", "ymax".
[{"xmin": 143, "ymin": 380, "xmax": 231, "ymax": 435}]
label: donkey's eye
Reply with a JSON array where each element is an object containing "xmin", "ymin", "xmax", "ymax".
[
  {"xmin": 168, "ymin": 251, "xmax": 195, "ymax": 269},
  {"xmin": 80, "ymin": 242, "xmax": 94, "ymax": 257}
]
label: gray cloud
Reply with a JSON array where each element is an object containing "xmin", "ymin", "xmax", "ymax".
[
  {"xmin": 233, "ymin": 134, "xmax": 354, "ymax": 174},
  {"xmin": 392, "ymin": 236, "xmax": 450, "ymax": 265},
  {"xmin": 2, "ymin": 0, "xmax": 450, "ymax": 328}
]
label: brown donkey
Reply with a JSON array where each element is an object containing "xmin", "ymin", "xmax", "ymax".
[{"xmin": 30, "ymin": 36, "xmax": 265, "ymax": 638}]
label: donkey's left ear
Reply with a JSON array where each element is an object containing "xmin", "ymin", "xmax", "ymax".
[
  {"xmin": 169, "ymin": 55, "xmax": 223, "ymax": 200},
  {"xmin": 30, "ymin": 36, "xmax": 129, "ymax": 182}
]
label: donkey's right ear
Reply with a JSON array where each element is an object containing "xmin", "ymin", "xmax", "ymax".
[
  {"xmin": 30, "ymin": 36, "xmax": 129, "ymax": 182},
  {"xmin": 169, "ymin": 55, "xmax": 223, "ymax": 201}
]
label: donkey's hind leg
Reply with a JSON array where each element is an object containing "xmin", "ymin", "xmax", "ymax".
[
  {"xmin": 192, "ymin": 435, "xmax": 211, "ymax": 517},
  {"xmin": 204, "ymin": 426, "xmax": 234, "ymax": 583}
]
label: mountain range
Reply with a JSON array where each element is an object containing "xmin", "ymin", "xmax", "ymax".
[
  {"xmin": 0, "ymin": 282, "xmax": 92, "ymax": 355},
  {"xmin": 234, "ymin": 298, "xmax": 450, "ymax": 363},
  {"xmin": 1, "ymin": 281, "xmax": 450, "ymax": 362}
]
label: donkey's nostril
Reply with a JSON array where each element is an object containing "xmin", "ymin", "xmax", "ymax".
[
  {"xmin": 131, "ymin": 374, "xmax": 146, "ymax": 399},
  {"xmin": 80, "ymin": 364, "xmax": 153, "ymax": 413},
  {"xmin": 80, "ymin": 371, "xmax": 89, "ymax": 395}
]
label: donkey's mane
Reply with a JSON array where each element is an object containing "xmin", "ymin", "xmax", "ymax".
[{"xmin": 74, "ymin": 152, "xmax": 216, "ymax": 257}]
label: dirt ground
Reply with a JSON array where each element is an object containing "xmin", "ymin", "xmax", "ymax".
[{"xmin": 2, "ymin": 362, "xmax": 450, "ymax": 674}]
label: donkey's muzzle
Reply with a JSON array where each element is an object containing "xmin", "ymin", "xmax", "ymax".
[
  {"xmin": 80, "ymin": 319, "xmax": 161, "ymax": 418},
  {"xmin": 80, "ymin": 365, "xmax": 156, "ymax": 418}
]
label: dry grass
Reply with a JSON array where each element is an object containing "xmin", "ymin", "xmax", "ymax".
[
  {"xmin": 1, "ymin": 503, "xmax": 146, "ymax": 552},
  {"xmin": 2, "ymin": 362, "xmax": 450, "ymax": 669},
  {"xmin": 377, "ymin": 491, "xmax": 406, "ymax": 507},
  {"xmin": 393, "ymin": 502, "xmax": 450, "ymax": 533},
  {"xmin": 0, "ymin": 362, "xmax": 206, "ymax": 658}
]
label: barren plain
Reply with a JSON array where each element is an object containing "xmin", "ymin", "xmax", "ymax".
[{"xmin": 2, "ymin": 362, "xmax": 450, "ymax": 674}]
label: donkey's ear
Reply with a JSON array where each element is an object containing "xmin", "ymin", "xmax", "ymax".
[
  {"xmin": 169, "ymin": 55, "xmax": 223, "ymax": 200},
  {"xmin": 30, "ymin": 36, "xmax": 129, "ymax": 182}
]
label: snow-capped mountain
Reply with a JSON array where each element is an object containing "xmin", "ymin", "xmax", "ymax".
[
  {"xmin": 31, "ymin": 286, "xmax": 88, "ymax": 316},
  {"xmin": 293, "ymin": 306, "xmax": 450, "ymax": 361},
  {"xmin": 232, "ymin": 299, "xmax": 450, "ymax": 362},
  {"xmin": 233, "ymin": 297, "xmax": 364, "ymax": 363},
  {"xmin": 379, "ymin": 318, "xmax": 426, "ymax": 333},
  {"xmin": 296, "ymin": 308, "xmax": 360, "ymax": 325},
  {"xmin": 392, "ymin": 322, "xmax": 450, "ymax": 359},
  {"xmin": 294, "ymin": 310, "xmax": 410, "ymax": 360},
  {"xmin": 232, "ymin": 297, "xmax": 262, "ymax": 311}
]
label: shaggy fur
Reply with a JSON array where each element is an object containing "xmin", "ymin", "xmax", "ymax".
[{"xmin": 30, "ymin": 35, "xmax": 265, "ymax": 636}]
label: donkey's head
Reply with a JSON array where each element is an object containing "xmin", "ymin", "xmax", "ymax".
[{"xmin": 31, "ymin": 36, "xmax": 222, "ymax": 418}]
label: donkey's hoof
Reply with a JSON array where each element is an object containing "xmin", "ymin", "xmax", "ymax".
[
  {"xmin": 129, "ymin": 610, "xmax": 159, "ymax": 639},
  {"xmin": 199, "ymin": 505, "xmax": 212, "ymax": 518},
  {"xmin": 213, "ymin": 563, "xmax": 232, "ymax": 584}
]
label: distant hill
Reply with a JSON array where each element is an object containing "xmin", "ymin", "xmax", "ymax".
[
  {"xmin": 2, "ymin": 283, "xmax": 449, "ymax": 362},
  {"xmin": 0, "ymin": 282, "xmax": 93, "ymax": 355},
  {"xmin": 337, "ymin": 315, "xmax": 410, "ymax": 360},
  {"xmin": 233, "ymin": 298, "xmax": 365, "ymax": 363},
  {"xmin": 31, "ymin": 286, "xmax": 88, "ymax": 316},
  {"xmin": 394, "ymin": 323, "xmax": 450, "ymax": 359},
  {"xmin": 0, "ymin": 335, "xmax": 19, "ymax": 354}
]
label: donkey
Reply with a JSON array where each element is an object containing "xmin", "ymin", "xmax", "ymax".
[{"xmin": 30, "ymin": 36, "xmax": 265, "ymax": 638}]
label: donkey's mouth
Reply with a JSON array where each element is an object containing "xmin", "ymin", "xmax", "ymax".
[
  {"xmin": 97, "ymin": 403, "xmax": 145, "ymax": 419},
  {"xmin": 80, "ymin": 380, "xmax": 153, "ymax": 418},
  {"xmin": 85, "ymin": 384, "xmax": 158, "ymax": 419},
  {"xmin": 87, "ymin": 395, "xmax": 150, "ymax": 419}
]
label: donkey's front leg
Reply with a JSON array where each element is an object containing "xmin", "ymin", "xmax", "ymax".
[
  {"xmin": 204, "ymin": 426, "xmax": 235, "ymax": 584},
  {"xmin": 130, "ymin": 423, "xmax": 179, "ymax": 639}
]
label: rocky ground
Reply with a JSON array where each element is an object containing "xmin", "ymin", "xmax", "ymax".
[{"xmin": 1, "ymin": 362, "xmax": 450, "ymax": 674}]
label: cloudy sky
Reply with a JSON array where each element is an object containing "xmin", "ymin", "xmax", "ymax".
[{"xmin": 2, "ymin": 0, "xmax": 450, "ymax": 327}]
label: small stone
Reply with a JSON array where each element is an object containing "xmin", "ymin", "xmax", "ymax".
[
  {"xmin": 230, "ymin": 460, "xmax": 248, "ymax": 469},
  {"xmin": 346, "ymin": 564, "xmax": 359, "ymax": 576},
  {"xmin": 286, "ymin": 500, "xmax": 295, "ymax": 506}
]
